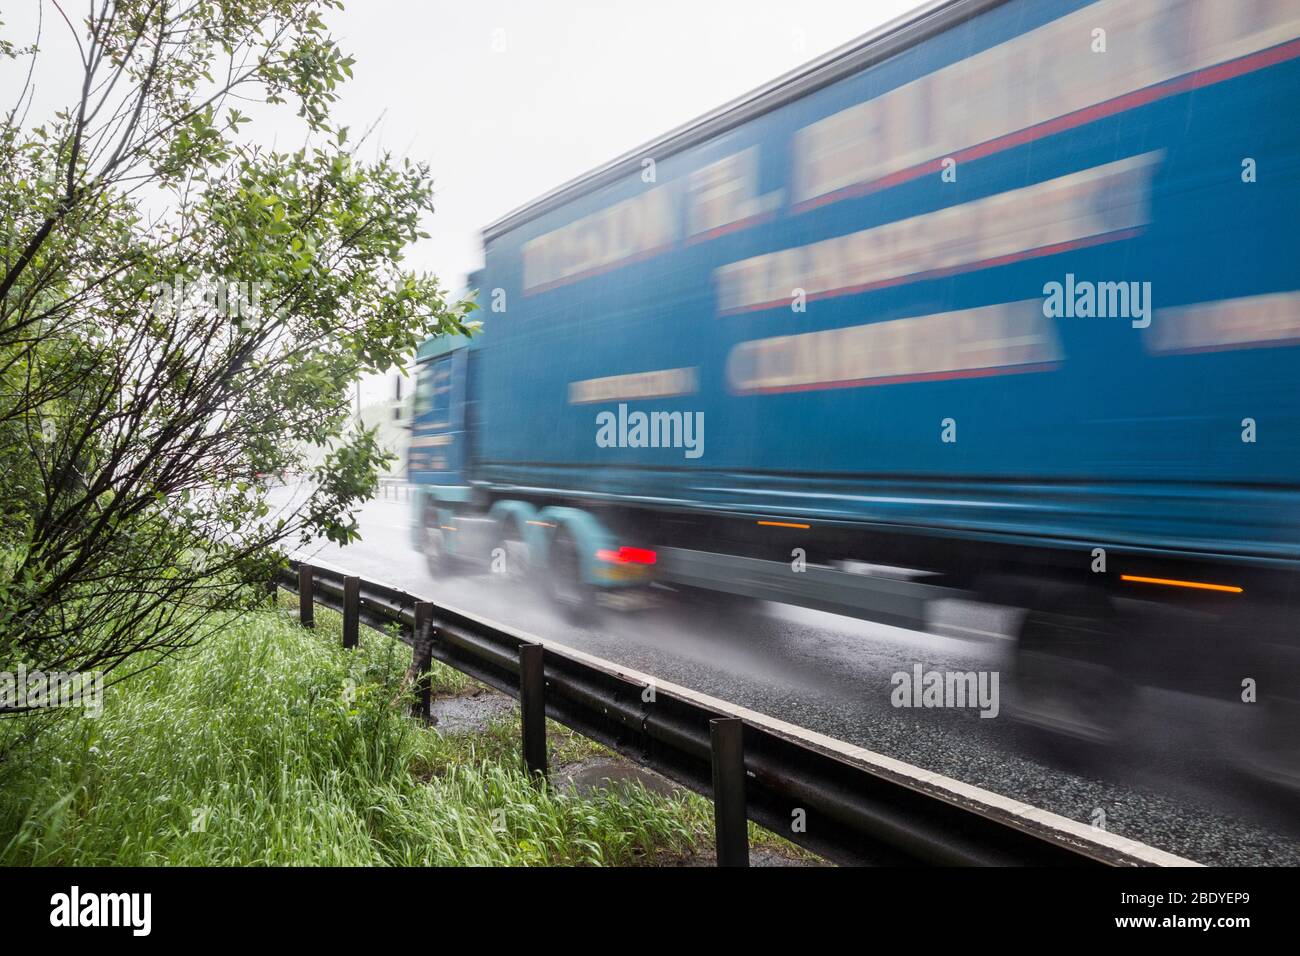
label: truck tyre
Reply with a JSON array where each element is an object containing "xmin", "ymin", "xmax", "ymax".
[
  {"xmin": 421, "ymin": 504, "xmax": 458, "ymax": 580},
  {"xmin": 1248, "ymin": 697, "xmax": 1300, "ymax": 794},
  {"xmin": 546, "ymin": 525, "xmax": 599, "ymax": 625},
  {"xmin": 1237, "ymin": 604, "xmax": 1300, "ymax": 794},
  {"xmin": 1008, "ymin": 584, "xmax": 1134, "ymax": 765}
]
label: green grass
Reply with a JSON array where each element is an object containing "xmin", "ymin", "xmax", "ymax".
[
  {"xmin": 0, "ymin": 600, "xmax": 726, "ymax": 865},
  {"xmin": 0, "ymin": 595, "xmax": 818, "ymax": 865}
]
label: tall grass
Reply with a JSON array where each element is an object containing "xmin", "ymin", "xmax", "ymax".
[{"xmin": 0, "ymin": 606, "xmax": 710, "ymax": 865}]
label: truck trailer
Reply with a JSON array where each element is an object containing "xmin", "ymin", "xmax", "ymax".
[{"xmin": 408, "ymin": 0, "xmax": 1300, "ymax": 775}]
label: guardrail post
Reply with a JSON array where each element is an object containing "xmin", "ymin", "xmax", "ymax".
[
  {"xmin": 342, "ymin": 576, "xmax": 360, "ymax": 649},
  {"xmin": 710, "ymin": 717, "xmax": 749, "ymax": 867},
  {"xmin": 298, "ymin": 565, "xmax": 315, "ymax": 629},
  {"xmin": 519, "ymin": 643, "xmax": 547, "ymax": 782},
  {"xmin": 412, "ymin": 602, "xmax": 434, "ymax": 721}
]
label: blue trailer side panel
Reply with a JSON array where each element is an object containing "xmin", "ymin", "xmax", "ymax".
[{"xmin": 467, "ymin": 0, "xmax": 1300, "ymax": 564}]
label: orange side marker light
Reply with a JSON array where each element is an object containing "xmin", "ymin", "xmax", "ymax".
[{"xmin": 1120, "ymin": 574, "xmax": 1242, "ymax": 594}]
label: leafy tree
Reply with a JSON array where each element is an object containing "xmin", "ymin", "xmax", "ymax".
[{"xmin": 0, "ymin": 1, "xmax": 475, "ymax": 708}]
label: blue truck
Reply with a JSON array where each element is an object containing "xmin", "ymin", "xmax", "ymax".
[{"xmin": 410, "ymin": 0, "xmax": 1300, "ymax": 776}]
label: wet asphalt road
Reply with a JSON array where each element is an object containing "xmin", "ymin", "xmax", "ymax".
[{"xmin": 286, "ymin": 491, "xmax": 1300, "ymax": 865}]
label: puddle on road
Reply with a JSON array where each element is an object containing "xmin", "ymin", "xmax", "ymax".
[{"xmin": 427, "ymin": 688, "xmax": 515, "ymax": 733}]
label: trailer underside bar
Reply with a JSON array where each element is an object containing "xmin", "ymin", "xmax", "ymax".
[{"xmin": 656, "ymin": 547, "xmax": 961, "ymax": 631}]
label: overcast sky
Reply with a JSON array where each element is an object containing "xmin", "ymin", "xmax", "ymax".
[
  {"xmin": 3, "ymin": 0, "xmax": 919, "ymax": 397},
  {"xmin": 309, "ymin": 0, "xmax": 919, "ymax": 291}
]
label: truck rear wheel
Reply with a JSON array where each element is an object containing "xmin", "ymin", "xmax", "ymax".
[
  {"xmin": 1009, "ymin": 585, "xmax": 1134, "ymax": 763},
  {"xmin": 1237, "ymin": 605, "xmax": 1300, "ymax": 793},
  {"xmin": 546, "ymin": 526, "xmax": 599, "ymax": 625}
]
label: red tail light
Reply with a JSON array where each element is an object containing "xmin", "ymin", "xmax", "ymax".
[{"xmin": 596, "ymin": 546, "xmax": 657, "ymax": 565}]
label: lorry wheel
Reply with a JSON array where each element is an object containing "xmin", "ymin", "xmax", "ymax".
[
  {"xmin": 422, "ymin": 506, "xmax": 457, "ymax": 580},
  {"xmin": 546, "ymin": 526, "xmax": 599, "ymax": 625},
  {"xmin": 1247, "ymin": 698, "xmax": 1300, "ymax": 794},
  {"xmin": 1237, "ymin": 606, "xmax": 1300, "ymax": 794},
  {"xmin": 1008, "ymin": 585, "xmax": 1134, "ymax": 765}
]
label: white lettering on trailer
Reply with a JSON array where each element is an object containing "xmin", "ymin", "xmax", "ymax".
[
  {"xmin": 714, "ymin": 152, "xmax": 1161, "ymax": 315},
  {"xmin": 726, "ymin": 300, "xmax": 1061, "ymax": 395},
  {"xmin": 569, "ymin": 367, "xmax": 698, "ymax": 404},
  {"xmin": 523, "ymin": 184, "xmax": 677, "ymax": 293},
  {"xmin": 1147, "ymin": 290, "xmax": 1300, "ymax": 355},
  {"xmin": 791, "ymin": 0, "xmax": 1300, "ymax": 208}
]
